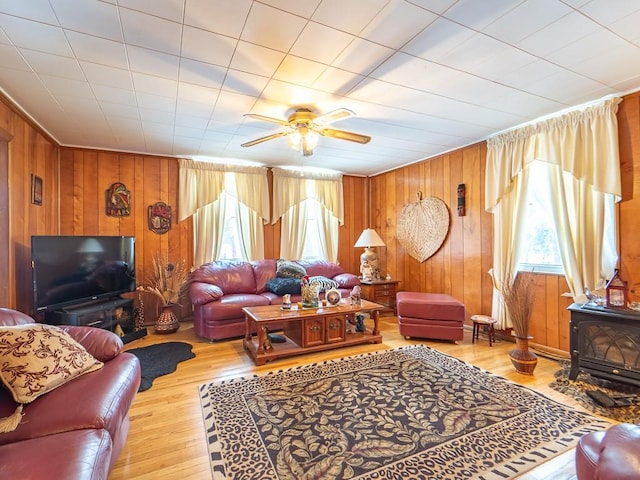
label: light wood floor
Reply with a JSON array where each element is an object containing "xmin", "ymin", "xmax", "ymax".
[{"xmin": 109, "ymin": 316, "xmax": 605, "ymax": 480}]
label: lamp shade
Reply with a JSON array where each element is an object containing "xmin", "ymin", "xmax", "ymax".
[{"xmin": 354, "ymin": 228, "xmax": 385, "ymax": 248}]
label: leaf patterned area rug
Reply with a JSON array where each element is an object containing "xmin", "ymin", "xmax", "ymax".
[
  {"xmin": 199, "ymin": 346, "xmax": 611, "ymax": 480},
  {"xmin": 549, "ymin": 360, "xmax": 640, "ymax": 423}
]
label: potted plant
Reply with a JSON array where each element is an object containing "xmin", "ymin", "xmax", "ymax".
[
  {"xmin": 138, "ymin": 254, "xmax": 189, "ymax": 333},
  {"xmin": 499, "ymin": 272, "xmax": 537, "ymax": 375}
]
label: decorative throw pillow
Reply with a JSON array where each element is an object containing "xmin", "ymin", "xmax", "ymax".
[
  {"xmin": 266, "ymin": 277, "xmax": 302, "ymax": 295},
  {"xmin": 308, "ymin": 276, "xmax": 339, "ymax": 292},
  {"xmin": 0, "ymin": 323, "xmax": 103, "ymax": 432},
  {"xmin": 276, "ymin": 259, "xmax": 307, "ymax": 279}
]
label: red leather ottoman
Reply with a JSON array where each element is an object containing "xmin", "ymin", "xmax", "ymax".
[{"xmin": 397, "ymin": 292, "xmax": 465, "ymax": 341}]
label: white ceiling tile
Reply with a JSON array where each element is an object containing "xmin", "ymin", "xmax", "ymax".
[
  {"xmin": 241, "ymin": 3, "xmax": 307, "ymax": 52},
  {"xmin": 406, "ymin": 0, "xmax": 459, "ymax": 15},
  {"xmin": 222, "ymin": 70, "xmax": 269, "ymax": 96},
  {"xmin": 178, "ymin": 82, "xmax": 219, "ymax": 104},
  {"xmin": 578, "ymin": 0, "xmax": 640, "ymax": 26},
  {"xmin": 120, "ymin": 8, "xmax": 182, "ymax": 55},
  {"xmin": 483, "ymin": 0, "xmax": 572, "ymax": 44},
  {"xmin": 290, "ymin": 22, "xmax": 354, "ymax": 64},
  {"xmin": 66, "ymin": 31, "xmax": 128, "ymax": 68},
  {"xmin": 231, "ymin": 41, "xmax": 285, "ymax": 77},
  {"xmin": 184, "ymin": 0, "xmax": 251, "ymax": 38},
  {"xmin": 39, "ymin": 74, "xmax": 94, "ymax": 99},
  {"xmin": 117, "ymin": 0, "xmax": 185, "ymax": 22},
  {"xmin": 0, "ymin": 0, "xmax": 58, "ymax": 24},
  {"xmin": 571, "ymin": 43, "xmax": 640, "ymax": 85},
  {"xmin": 443, "ymin": 0, "xmax": 524, "ymax": 29},
  {"xmin": 312, "ymin": 0, "xmax": 387, "ymax": 35},
  {"xmin": 313, "ymin": 67, "xmax": 364, "ymax": 96},
  {"xmin": 332, "ymin": 38, "xmax": 394, "ymax": 76},
  {"xmin": 517, "ymin": 11, "xmax": 600, "ymax": 57},
  {"xmin": 466, "ymin": 46, "xmax": 537, "ymax": 82},
  {"xmin": 176, "ymin": 100, "xmax": 214, "ymax": 121},
  {"xmin": 361, "ymin": 1, "xmax": 437, "ymax": 49},
  {"xmin": 20, "ymin": 49, "xmax": 84, "ymax": 80},
  {"xmin": 140, "ymin": 107, "xmax": 174, "ymax": 124},
  {"xmin": 136, "ymin": 92, "xmax": 176, "ymax": 112},
  {"xmin": 0, "ymin": 14, "xmax": 72, "ymax": 56},
  {"xmin": 608, "ymin": 9, "xmax": 640, "ymax": 44},
  {"xmin": 179, "ymin": 58, "xmax": 226, "ymax": 89},
  {"xmin": 132, "ymin": 72, "xmax": 178, "ymax": 97},
  {"xmin": 181, "ymin": 26, "xmax": 236, "ymax": 66},
  {"xmin": 50, "ymin": 0, "xmax": 122, "ymax": 41},
  {"xmin": 273, "ymin": 55, "xmax": 327, "ymax": 87},
  {"xmin": 80, "ymin": 62, "xmax": 134, "ymax": 90},
  {"xmin": 127, "ymin": 45, "xmax": 179, "ymax": 79},
  {"xmin": 258, "ymin": 0, "xmax": 321, "ymax": 19},
  {"xmin": 92, "ymin": 86, "xmax": 138, "ymax": 106},
  {"xmin": 101, "ymin": 102, "xmax": 140, "ymax": 118},
  {"xmin": 402, "ymin": 17, "xmax": 475, "ymax": 62},
  {"xmin": 438, "ymin": 33, "xmax": 510, "ymax": 71},
  {"xmin": 0, "ymin": 44, "xmax": 31, "ymax": 70},
  {"xmin": 547, "ymin": 28, "xmax": 631, "ymax": 69}
]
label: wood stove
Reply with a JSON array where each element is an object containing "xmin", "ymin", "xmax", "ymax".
[{"xmin": 568, "ymin": 303, "xmax": 640, "ymax": 387}]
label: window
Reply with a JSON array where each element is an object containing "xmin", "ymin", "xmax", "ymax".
[
  {"xmin": 217, "ymin": 192, "xmax": 243, "ymax": 261},
  {"xmin": 300, "ymin": 199, "xmax": 324, "ymax": 260},
  {"xmin": 517, "ymin": 161, "xmax": 564, "ymax": 275}
]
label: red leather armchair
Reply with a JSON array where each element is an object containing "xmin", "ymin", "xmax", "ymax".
[{"xmin": 575, "ymin": 423, "xmax": 640, "ymax": 479}]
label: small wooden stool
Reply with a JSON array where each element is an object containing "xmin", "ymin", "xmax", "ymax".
[{"xmin": 471, "ymin": 314, "xmax": 496, "ymax": 346}]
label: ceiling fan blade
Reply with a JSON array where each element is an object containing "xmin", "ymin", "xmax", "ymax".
[
  {"xmin": 241, "ymin": 131, "xmax": 289, "ymax": 147},
  {"xmin": 243, "ymin": 113, "xmax": 290, "ymax": 126},
  {"xmin": 318, "ymin": 128, "xmax": 371, "ymax": 144},
  {"xmin": 313, "ymin": 108, "xmax": 354, "ymax": 126}
]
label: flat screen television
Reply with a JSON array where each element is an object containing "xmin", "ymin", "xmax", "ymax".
[{"xmin": 31, "ymin": 235, "xmax": 136, "ymax": 312}]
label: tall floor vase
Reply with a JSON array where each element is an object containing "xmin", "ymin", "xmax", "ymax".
[
  {"xmin": 155, "ymin": 303, "xmax": 179, "ymax": 334},
  {"xmin": 509, "ymin": 336, "xmax": 538, "ymax": 375}
]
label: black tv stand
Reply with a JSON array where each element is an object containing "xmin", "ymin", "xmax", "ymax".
[{"xmin": 44, "ymin": 297, "xmax": 146, "ymax": 343}]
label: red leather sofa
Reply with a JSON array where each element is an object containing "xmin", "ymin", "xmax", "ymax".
[
  {"xmin": 575, "ymin": 423, "xmax": 640, "ymax": 479},
  {"xmin": 189, "ymin": 259, "xmax": 360, "ymax": 341},
  {"xmin": 0, "ymin": 308, "xmax": 141, "ymax": 480}
]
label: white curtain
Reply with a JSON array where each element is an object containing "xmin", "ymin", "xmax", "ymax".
[
  {"xmin": 179, "ymin": 159, "xmax": 270, "ymax": 265},
  {"xmin": 272, "ymin": 168, "xmax": 343, "ymax": 262},
  {"xmin": 486, "ymin": 97, "xmax": 622, "ymax": 329}
]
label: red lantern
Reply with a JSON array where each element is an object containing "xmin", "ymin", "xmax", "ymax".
[{"xmin": 605, "ymin": 269, "xmax": 628, "ymax": 308}]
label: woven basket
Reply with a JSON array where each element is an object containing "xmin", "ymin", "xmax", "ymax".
[{"xmin": 397, "ymin": 195, "xmax": 450, "ymax": 262}]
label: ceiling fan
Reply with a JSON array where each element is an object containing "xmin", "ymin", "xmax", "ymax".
[{"xmin": 241, "ymin": 106, "xmax": 371, "ymax": 156}]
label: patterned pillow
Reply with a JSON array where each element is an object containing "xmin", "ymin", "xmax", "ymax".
[
  {"xmin": 0, "ymin": 323, "xmax": 103, "ymax": 431},
  {"xmin": 309, "ymin": 276, "xmax": 339, "ymax": 292},
  {"xmin": 266, "ymin": 277, "xmax": 302, "ymax": 295},
  {"xmin": 276, "ymin": 259, "xmax": 307, "ymax": 279}
]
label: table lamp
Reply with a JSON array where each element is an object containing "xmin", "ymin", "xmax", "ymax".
[{"xmin": 354, "ymin": 228, "xmax": 385, "ymax": 281}]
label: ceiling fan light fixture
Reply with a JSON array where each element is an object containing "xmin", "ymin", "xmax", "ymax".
[
  {"xmin": 288, "ymin": 130, "xmax": 302, "ymax": 149},
  {"xmin": 288, "ymin": 126, "xmax": 318, "ymax": 156}
]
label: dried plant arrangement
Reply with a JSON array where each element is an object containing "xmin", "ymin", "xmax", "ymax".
[
  {"xmin": 138, "ymin": 254, "xmax": 189, "ymax": 305},
  {"xmin": 500, "ymin": 272, "xmax": 535, "ymax": 338}
]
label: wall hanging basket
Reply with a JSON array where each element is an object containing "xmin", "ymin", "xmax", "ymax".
[{"xmin": 397, "ymin": 193, "xmax": 450, "ymax": 262}]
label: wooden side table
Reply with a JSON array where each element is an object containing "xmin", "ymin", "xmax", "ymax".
[
  {"xmin": 359, "ymin": 280, "xmax": 399, "ymax": 315},
  {"xmin": 471, "ymin": 314, "xmax": 496, "ymax": 346}
]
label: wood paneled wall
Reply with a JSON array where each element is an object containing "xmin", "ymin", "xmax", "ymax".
[
  {"xmin": 3, "ymin": 89, "xmax": 640, "ymax": 351},
  {"xmin": 0, "ymin": 94, "xmax": 59, "ymax": 313},
  {"xmin": 57, "ymin": 149, "xmax": 193, "ymax": 322},
  {"xmin": 617, "ymin": 91, "xmax": 640, "ymax": 303}
]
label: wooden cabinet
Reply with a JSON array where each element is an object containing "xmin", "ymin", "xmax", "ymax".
[
  {"xmin": 286, "ymin": 314, "xmax": 345, "ymax": 347},
  {"xmin": 359, "ymin": 280, "xmax": 399, "ymax": 314}
]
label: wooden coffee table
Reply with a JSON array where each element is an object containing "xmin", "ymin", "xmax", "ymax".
[{"xmin": 243, "ymin": 299, "xmax": 383, "ymax": 365}]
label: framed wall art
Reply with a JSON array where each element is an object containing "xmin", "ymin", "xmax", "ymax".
[
  {"xmin": 31, "ymin": 174, "xmax": 43, "ymax": 206},
  {"xmin": 148, "ymin": 201, "xmax": 172, "ymax": 234}
]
